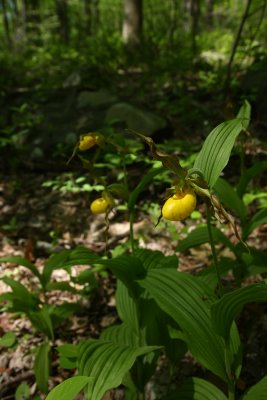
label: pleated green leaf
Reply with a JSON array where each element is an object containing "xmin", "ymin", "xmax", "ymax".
[
  {"xmin": 115, "ymin": 280, "xmax": 140, "ymax": 332},
  {"xmin": 138, "ymin": 269, "xmax": 229, "ymax": 382},
  {"xmin": 214, "ymin": 178, "xmax": 247, "ymax": 222},
  {"xmin": 43, "ymin": 247, "xmax": 101, "ymax": 284},
  {"xmin": 99, "ymin": 255, "xmax": 146, "ymax": 296},
  {"xmin": 28, "ymin": 305, "xmax": 54, "ymax": 340},
  {"xmin": 176, "ymin": 225, "xmax": 235, "ymax": 253},
  {"xmin": 101, "ymin": 323, "xmax": 139, "ymax": 346},
  {"xmin": 242, "ymin": 375, "xmax": 267, "ymax": 400},
  {"xmin": 211, "ymin": 282, "xmax": 267, "ymax": 342},
  {"xmin": 78, "ymin": 339, "xmax": 160, "ymax": 400},
  {"xmin": 34, "ymin": 342, "xmax": 51, "ymax": 393},
  {"xmin": 45, "ymin": 376, "xmax": 92, "ymax": 400},
  {"xmin": 163, "ymin": 377, "xmax": 228, "ymax": 400},
  {"xmin": 134, "ymin": 248, "xmax": 178, "ymax": 270},
  {"xmin": 193, "ymin": 104, "xmax": 249, "ymax": 188}
]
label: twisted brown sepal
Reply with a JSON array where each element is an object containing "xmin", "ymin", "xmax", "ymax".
[{"xmin": 128, "ymin": 130, "xmax": 187, "ymax": 180}]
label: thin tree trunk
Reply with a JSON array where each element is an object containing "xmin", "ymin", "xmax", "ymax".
[
  {"xmin": 168, "ymin": 0, "xmax": 178, "ymax": 47},
  {"xmin": 83, "ymin": 0, "xmax": 92, "ymax": 35},
  {"xmin": 56, "ymin": 0, "xmax": 69, "ymax": 44},
  {"xmin": 224, "ymin": 0, "xmax": 253, "ymax": 97},
  {"xmin": 190, "ymin": 0, "xmax": 201, "ymax": 54},
  {"xmin": 205, "ymin": 0, "xmax": 214, "ymax": 28},
  {"xmin": 122, "ymin": 0, "xmax": 143, "ymax": 46},
  {"xmin": 1, "ymin": 0, "xmax": 12, "ymax": 47}
]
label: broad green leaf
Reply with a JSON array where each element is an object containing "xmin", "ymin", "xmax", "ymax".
[
  {"xmin": 29, "ymin": 305, "xmax": 54, "ymax": 340},
  {"xmin": 57, "ymin": 344, "xmax": 78, "ymax": 358},
  {"xmin": 34, "ymin": 342, "xmax": 51, "ymax": 393},
  {"xmin": 116, "ymin": 280, "xmax": 140, "ymax": 332},
  {"xmin": 43, "ymin": 247, "xmax": 101, "ymax": 284},
  {"xmin": 134, "ymin": 248, "xmax": 178, "ymax": 270},
  {"xmin": 211, "ymin": 282, "xmax": 267, "ymax": 342},
  {"xmin": 194, "ymin": 118, "xmax": 245, "ymax": 188},
  {"xmin": 176, "ymin": 225, "xmax": 235, "ymax": 253},
  {"xmin": 15, "ymin": 383, "xmax": 30, "ymax": 400},
  {"xmin": 58, "ymin": 344, "xmax": 78, "ymax": 370},
  {"xmin": 45, "ymin": 376, "xmax": 92, "ymax": 400},
  {"xmin": 242, "ymin": 375, "xmax": 267, "ymax": 399},
  {"xmin": 163, "ymin": 377, "xmax": 228, "ymax": 400},
  {"xmin": 138, "ymin": 269, "xmax": 229, "ymax": 382},
  {"xmin": 101, "ymin": 323, "xmax": 139, "ymax": 346},
  {"xmin": 242, "ymin": 208, "xmax": 267, "ymax": 240},
  {"xmin": 78, "ymin": 339, "xmax": 160, "ymax": 400},
  {"xmin": 214, "ymin": 178, "xmax": 247, "ymax": 222},
  {"xmin": 0, "ymin": 256, "xmax": 43, "ymax": 285},
  {"xmin": 0, "ymin": 332, "xmax": 16, "ymax": 347},
  {"xmin": 99, "ymin": 255, "xmax": 145, "ymax": 296},
  {"xmin": 1, "ymin": 277, "xmax": 39, "ymax": 312},
  {"xmin": 237, "ymin": 161, "xmax": 267, "ymax": 197}
]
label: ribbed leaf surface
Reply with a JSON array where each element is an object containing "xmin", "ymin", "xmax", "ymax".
[
  {"xmin": 116, "ymin": 280, "xmax": 140, "ymax": 332},
  {"xmin": 134, "ymin": 248, "xmax": 178, "ymax": 270},
  {"xmin": 163, "ymin": 377, "xmax": 228, "ymax": 400},
  {"xmin": 176, "ymin": 226, "xmax": 234, "ymax": 253},
  {"xmin": 194, "ymin": 119, "xmax": 244, "ymax": 188},
  {"xmin": 34, "ymin": 342, "xmax": 51, "ymax": 393},
  {"xmin": 43, "ymin": 247, "xmax": 101, "ymax": 284},
  {"xmin": 101, "ymin": 323, "xmax": 139, "ymax": 346},
  {"xmin": 78, "ymin": 340, "xmax": 159, "ymax": 400},
  {"xmin": 242, "ymin": 375, "xmax": 267, "ymax": 399},
  {"xmin": 100, "ymin": 255, "xmax": 145, "ymax": 296},
  {"xmin": 138, "ymin": 269, "xmax": 229, "ymax": 382},
  {"xmin": 211, "ymin": 282, "xmax": 267, "ymax": 341},
  {"xmin": 46, "ymin": 376, "xmax": 92, "ymax": 400}
]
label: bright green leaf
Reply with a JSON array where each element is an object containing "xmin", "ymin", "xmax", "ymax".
[
  {"xmin": 78, "ymin": 339, "xmax": 160, "ymax": 400},
  {"xmin": 34, "ymin": 343, "xmax": 51, "ymax": 393},
  {"xmin": 15, "ymin": 383, "xmax": 30, "ymax": 400},
  {"xmin": 176, "ymin": 225, "xmax": 235, "ymax": 253},
  {"xmin": 138, "ymin": 269, "xmax": 229, "ymax": 383},
  {"xmin": 0, "ymin": 332, "xmax": 16, "ymax": 347},
  {"xmin": 242, "ymin": 375, "xmax": 267, "ymax": 399},
  {"xmin": 45, "ymin": 376, "xmax": 92, "ymax": 400},
  {"xmin": 194, "ymin": 116, "xmax": 247, "ymax": 188},
  {"xmin": 211, "ymin": 282, "xmax": 267, "ymax": 342}
]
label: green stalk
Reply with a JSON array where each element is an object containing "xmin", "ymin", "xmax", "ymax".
[
  {"xmin": 225, "ymin": 339, "xmax": 235, "ymax": 400},
  {"xmin": 206, "ymin": 207, "xmax": 223, "ymax": 298},
  {"xmin": 129, "ymin": 209, "xmax": 136, "ymax": 253}
]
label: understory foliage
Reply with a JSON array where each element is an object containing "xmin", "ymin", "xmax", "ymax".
[{"xmin": 1, "ymin": 100, "xmax": 267, "ymax": 399}]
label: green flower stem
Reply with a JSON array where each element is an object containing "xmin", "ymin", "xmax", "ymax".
[
  {"xmin": 206, "ymin": 207, "xmax": 223, "ymax": 298},
  {"xmin": 129, "ymin": 209, "xmax": 136, "ymax": 253}
]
